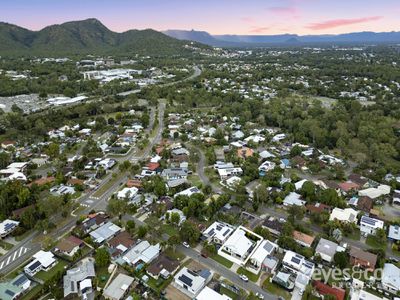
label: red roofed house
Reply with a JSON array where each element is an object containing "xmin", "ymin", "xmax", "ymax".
[
  {"xmin": 338, "ymin": 181, "xmax": 360, "ymax": 194},
  {"xmin": 54, "ymin": 236, "xmax": 84, "ymax": 257},
  {"xmin": 146, "ymin": 162, "xmax": 160, "ymax": 172},
  {"xmin": 312, "ymin": 281, "xmax": 345, "ymax": 300}
]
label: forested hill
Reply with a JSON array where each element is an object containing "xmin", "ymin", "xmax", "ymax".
[{"xmin": 0, "ymin": 18, "xmax": 205, "ymax": 56}]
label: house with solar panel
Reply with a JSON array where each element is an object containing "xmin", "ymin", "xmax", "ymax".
[
  {"xmin": 0, "ymin": 274, "xmax": 31, "ymax": 300},
  {"xmin": 0, "ymin": 219, "xmax": 19, "ymax": 238},
  {"xmin": 281, "ymin": 250, "xmax": 315, "ymax": 291},
  {"xmin": 359, "ymin": 215, "xmax": 384, "ymax": 236},
  {"xmin": 218, "ymin": 226, "xmax": 263, "ymax": 266},
  {"xmin": 247, "ymin": 239, "xmax": 278, "ymax": 274},
  {"xmin": 63, "ymin": 258, "xmax": 95, "ymax": 299},
  {"xmin": 202, "ymin": 221, "xmax": 235, "ymax": 245},
  {"xmin": 24, "ymin": 250, "xmax": 57, "ymax": 277},
  {"xmin": 173, "ymin": 267, "xmax": 212, "ymax": 298}
]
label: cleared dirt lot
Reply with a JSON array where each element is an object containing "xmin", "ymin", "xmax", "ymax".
[{"xmin": 165, "ymin": 284, "xmax": 190, "ymax": 300}]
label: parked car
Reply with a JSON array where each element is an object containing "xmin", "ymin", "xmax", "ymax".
[
  {"xmin": 182, "ymin": 241, "xmax": 190, "ymax": 248},
  {"xmin": 239, "ymin": 274, "xmax": 248, "ymax": 282},
  {"xmin": 256, "ymin": 292, "xmax": 264, "ymax": 299}
]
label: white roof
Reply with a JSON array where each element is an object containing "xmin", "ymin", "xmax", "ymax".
[
  {"xmin": 222, "ymin": 227, "xmax": 254, "ymax": 257},
  {"xmin": 103, "ymin": 274, "xmax": 134, "ymax": 300},
  {"xmin": 359, "ymin": 185, "xmax": 391, "ymax": 199},
  {"xmin": 0, "ymin": 219, "xmax": 19, "ymax": 235},
  {"xmin": 388, "ymin": 225, "xmax": 400, "ymax": 240},
  {"xmin": 226, "ymin": 176, "xmax": 241, "ymax": 186},
  {"xmin": 123, "ymin": 241, "xmax": 160, "ymax": 265},
  {"xmin": 33, "ymin": 250, "xmax": 56, "ymax": 268},
  {"xmin": 7, "ymin": 162, "xmax": 28, "ymax": 170},
  {"xmin": 283, "ymin": 192, "xmax": 305, "ymax": 206},
  {"xmin": 175, "ymin": 267, "xmax": 206, "ymax": 293},
  {"xmin": 259, "ymin": 150, "xmax": 275, "ymax": 159},
  {"xmin": 382, "ymin": 263, "xmax": 400, "ymax": 290},
  {"xmin": 203, "ymin": 222, "xmax": 234, "ymax": 242},
  {"xmin": 117, "ymin": 187, "xmax": 138, "ymax": 199},
  {"xmin": 250, "ymin": 240, "xmax": 278, "ymax": 264},
  {"xmin": 360, "ymin": 216, "xmax": 384, "ymax": 229},
  {"xmin": 196, "ymin": 286, "xmax": 232, "ymax": 300},
  {"xmin": 295, "ymin": 179, "xmax": 308, "ymax": 190},
  {"xmin": 89, "ymin": 222, "xmax": 121, "ymax": 243},
  {"xmin": 329, "ymin": 207, "xmax": 358, "ymax": 223},
  {"xmin": 174, "ymin": 186, "xmax": 202, "ymax": 198},
  {"xmin": 218, "ymin": 167, "xmax": 242, "ymax": 177}
]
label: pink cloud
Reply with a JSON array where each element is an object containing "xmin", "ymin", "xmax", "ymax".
[
  {"xmin": 241, "ymin": 16, "xmax": 254, "ymax": 23},
  {"xmin": 249, "ymin": 26, "xmax": 270, "ymax": 33},
  {"xmin": 307, "ymin": 16, "xmax": 383, "ymax": 30}
]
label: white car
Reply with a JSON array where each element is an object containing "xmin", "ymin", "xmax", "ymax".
[
  {"xmin": 182, "ymin": 242, "xmax": 190, "ymax": 248},
  {"xmin": 256, "ymin": 292, "xmax": 264, "ymax": 299},
  {"xmin": 239, "ymin": 274, "xmax": 248, "ymax": 282}
]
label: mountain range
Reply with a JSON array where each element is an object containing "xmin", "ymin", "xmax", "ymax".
[
  {"xmin": 164, "ymin": 29, "xmax": 400, "ymax": 47},
  {"xmin": 0, "ymin": 19, "xmax": 204, "ymax": 56}
]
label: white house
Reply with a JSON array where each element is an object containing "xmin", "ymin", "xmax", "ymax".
[
  {"xmin": 164, "ymin": 209, "xmax": 186, "ymax": 225},
  {"xmin": 123, "ymin": 241, "xmax": 160, "ymax": 266},
  {"xmin": 174, "ymin": 267, "xmax": 211, "ymax": 297},
  {"xmin": 24, "ymin": 251, "xmax": 57, "ymax": 276},
  {"xmin": 217, "ymin": 167, "xmax": 243, "ymax": 180},
  {"xmin": 388, "ymin": 225, "xmax": 400, "ymax": 242},
  {"xmin": 329, "ymin": 207, "xmax": 358, "ymax": 223},
  {"xmin": 218, "ymin": 226, "xmax": 263, "ymax": 266},
  {"xmin": 174, "ymin": 186, "xmax": 202, "ymax": 198},
  {"xmin": 0, "ymin": 219, "xmax": 19, "ymax": 238},
  {"xmin": 283, "ymin": 192, "xmax": 305, "ymax": 207},
  {"xmin": 89, "ymin": 222, "xmax": 121, "ymax": 244},
  {"xmin": 117, "ymin": 187, "xmax": 139, "ymax": 200},
  {"xmin": 195, "ymin": 286, "xmax": 232, "ymax": 300},
  {"xmin": 359, "ymin": 216, "xmax": 384, "ymax": 236},
  {"xmin": 381, "ymin": 263, "xmax": 400, "ymax": 294},
  {"xmin": 282, "ymin": 250, "xmax": 315, "ymax": 290},
  {"xmin": 202, "ymin": 222, "xmax": 235, "ymax": 245},
  {"xmin": 272, "ymin": 134, "xmax": 286, "ymax": 142},
  {"xmin": 248, "ymin": 240, "xmax": 278, "ymax": 274}
]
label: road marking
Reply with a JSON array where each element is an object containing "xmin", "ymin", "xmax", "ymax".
[
  {"xmin": 12, "ymin": 250, "xmax": 18, "ymax": 260},
  {"xmin": 6, "ymin": 256, "xmax": 11, "ymax": 265},
  {"xmin": 18, "ymin": 247, "xmax": 24, "ymax": 256},
  {"xmin": 24, "ymin": 247, "xmax": 27, "ymax": 254},
  {"xmin": 0, "ymin": 261, "xmax": 4, "ymax": 269}
]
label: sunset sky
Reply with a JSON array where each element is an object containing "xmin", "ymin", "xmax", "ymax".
[{"xmin": 1, "ymin": 0, "xmax": 399, "ymax": 35}]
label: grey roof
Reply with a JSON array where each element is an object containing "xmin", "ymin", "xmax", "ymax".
[
  {"xmin": 63, "ymin": 258, "xmax": 95, "ymax": 297},
  {"xmin": 315, "ymin": 238, "xmax": 338, "ymax": 258},
  {"xmin": 388, "ymin": 225, "xmax": 400, "ymax": 241},
  {"xmin": 103, "ymin": 273, "xmax": 134, "ymax": 300}
]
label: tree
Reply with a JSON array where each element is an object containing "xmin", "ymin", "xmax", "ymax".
[
  {"xmin": 300, "ymin": 181, "xmax": 316, "ymax": 202},
  {"xmin": 170, "ymin": 212, "xmax": 181, "ymax": 226},
  {"xmin": 168, "ymin": 234, "xmax": 180, "ymax": 252},
  {"xmin": 287, "ymin": 205, "xmax": 305, "ymax": 224},
  {"xmin": 137, "ymin": 226, "xmax": 148, "ymax": 238},
  {"xmin": 46, "ymin": 143, "xmax": 60, "ymax": 159},
  {"xmin": 95, "ymin": 248, "xmax": 110, "ymax": 267},
  {"xmin": 126, "ymin": 220, "xmax": 136, "ymax": 235},
  {"xmin": 179, "ymin": 221, "xmax": 200, "ymax": 244},
  {"xmin": 333, "ymin": 251, "xmax": 349, "ymax": 269}
]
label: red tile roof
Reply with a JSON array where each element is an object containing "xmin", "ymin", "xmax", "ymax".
[{"xmin": 313, "ymin": 281, "xmax": 346, "ymax": 300}]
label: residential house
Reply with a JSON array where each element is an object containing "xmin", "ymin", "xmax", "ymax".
[
  {"xmin": 283, "ymin": 192, "xmax": 305, "ymax": 207},
  {"xmin": 89, "ymin": 222, "xmax": 121, "ymax": 244},
  {"xmin": 381, "ymin": 263, "xmax": 400, "ymax": 294},
  {"xmin": 315, "ymin": 238, "xmax": 339, "ymax": 263},
  {"xmin": 306, "ymin": 203, "xmax": 331, "ymax": 215},
  {"xmin": 282, "ymin": 250, "xmax": 315, "ymax": 290},
  {"xmin": 80, "ymin": 213, "xmax": 108, "ymax": 234},
  {"xmin": 171, "ymin": 148, "xmax": 190, "ymax": 162},
  {"xmin": 359, "ymin": 215, "xmax": 384, "ymax": 236},
  {"xmin": 338, "ymin": 181, "xmax": 360, "ymax": 194},
  {"xmin": 237, "ymin": 147, "xmax": 253, "ymax": 159},
  {"xmin": 164, "ymin": 208, "xmax": 186, "ymax": 225},
  {"xmin": 54, "ymin": 236, "xmax": 84, "ymax": 257},
  {"xmin": 161, "ymin": 168, "xmax": 188, "ymax": 180},
  {"xmin": 312, "ymin": 281, "xmax": 346, "ymax": 300},
  {"xmin": 293, "ymin": 231, "xmax": 315, "ymax": 248},
  {"xmin": 329, "ymin": 208, "xmax": 358, "ymax": 224},
  {"xmin": 358, "ymin": 185, "xmax": 391, "ymax": 199},
  {"xmin": 117, "ymin": 187, "xmax": 139, "ymax": 200},
  {"xmin": 174, "ymin": 267, "xmax": 211, "ymax": 298},
  {"xmin": 258, "ymin": 161, "xmax": 276, "ymax": 177},
  {"xmin": 217, "ymin": 167, "xmax": 243, "ymax": 180},
  {"xmin": 202, "ymin": 221, "xmax": 235, "ymax": 245},
  {"xmin": 349, "ymin": 247, "xmax": 377, "ymax": 271},
  {"xmin": 388, "ymin": 225, "xmax": 400, "ymax": 242},
  {"xmin": 218, "ymin": 226, "xmax": 263, "ymax": 266},
  {"xmin": 63, "ymin": 258, "xmax": 95, "ymax": 299},
  {"xmin": 122, "ymin": 241, "xmax": 160, "ymax": 266},
  {"xmin": 24, "ymin": 250, "xmax": 57, "ymax": 276},
  {"xmin": 195, "ymin": 286, "xmax": 232, "ymax": 300},
  {"xmin": 0, "ymin": 274, "xmax": 31, "ymax": 300},
  {"xmin": 248, "ymin": 240, "xmax": 278, "ymax": 273},
  {"xmin": 107, "ymin": 231, "xmax": 135, "ymax": 257},
  {"xmin": 174, "ymin": 186, "xmax": 202, "ymax": 198},
  {"xmin": 147, "ymin": 254, "xmax": 179, "ymax": 279},
  {"xmin": 262, "ymin": 217, "xmax": 284, "ymax": 236},
  {"xmin": 103, "ymin": 274, "xmax": 134, "ymax": 300},
  {"xmin": 349, "ymin": 196, "xmax": 373, "ymax": 213},
  {"xmin": 0, "ymin": 219, "xmax": 19, "ymax": 238}
]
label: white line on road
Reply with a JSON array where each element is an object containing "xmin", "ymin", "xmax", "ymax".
[
  {"xmin": 18, "ymin": 247, "xmax": 24, "ymax": 257},
  {"xmin": 6, "ymin": 256, "xmax": 11, "ymax": 265},
  {"xmin": 12, "ymin": 250, "xmax": 18, "ymax": 260},
  {"xmin": 0, "ymin": 261, "xmax": 4, "ymax": 269},
  {"xmin": 24, "ymin": 248, "xmax": 28, "ymax": 254}
]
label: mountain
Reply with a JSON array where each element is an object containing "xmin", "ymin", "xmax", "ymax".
[
  {"xmin": 0, "ymin": 19, "xmax": 205, "ymax": 56},
  {"xmin": 164, "ymin": 29, "xmax": 400, "ymax": 47}
]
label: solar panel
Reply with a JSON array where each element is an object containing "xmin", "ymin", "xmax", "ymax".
[
  {"xmin": 5, "ymin": 289, "xmax": 15, "ymax": 296},
  {"xmin": 71, "ymin": 281, "xmax": 75, "ymax": 291},
  {"xmin": 179, "ymin": 274, "xmax": 193, "ymax": 287},
  {"xmin": 291, "ymin": 257, "xmax": 301, "ymax": 264},
  {"xmin": 208, "ymin": 229, "xmax": 215, "ymax": 236},
  {"xmin": 223, "ymin": 228, "xmax": 230, "ymax": 236},
  {"xmin": 4, "ymin": 223, "xmax": 16, "ymax": 230},
  {"xmin": 28, "ymin": 260, "xmax": 41, "ymax": 271},
  {"xmin": 13, "ymin": 274, "xmax": 28, "ymax": 286}
]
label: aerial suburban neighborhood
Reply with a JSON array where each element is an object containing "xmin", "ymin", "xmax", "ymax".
[{"xmin": 1, "ymin": 1, "xmax": 400, "ymax": 300}]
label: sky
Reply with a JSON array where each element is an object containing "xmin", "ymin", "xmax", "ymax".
[{"xmin": 1, "ymin": 0, "xmax": 399, "ymax": 35}]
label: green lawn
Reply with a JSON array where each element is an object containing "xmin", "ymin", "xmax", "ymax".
[
  {"xmin": 160, "ymin": 224, "xmax": 179, "ymax": 236},
  {"xmin": 21, "ymin": 284, "xmax": 44, "ymax": 300},
  {"xmin": 262, "ymin": 277, "xmax": 291, "ymax": 300},
  {"xmin": 0, "ymin": 240, "xmax": 14, "ymax": 250},
  {"xmin": 164, "ymin": 248, "xmax": 185, "ymax": 261},
  {"xmin": 237, "ymin": 267, "xmax": 260, "ymax": 282},
  {"xmin": 345, "ymin": 229, "xmax": 361, "ymax": 241},
  {"xmin": 211, "ymin": 254, "xmax": 233, "ymax": 268},
  {"xmin": 220, "ymin": 287, "xmax": 240, "ymax": 300},
  {"xmin": 15, "ymin": 230, "xmax": 32, "ymax": 242},
  {"xmin": 96, "ymin": 266, "xmax": 111, "ymax": 288},
  {"xmin": 93, "ymin": 172, "xmax": 125, "ymax": 198},
  {"xmin": 35, "ymin": 260, "xmax": 68, "ymax": 282},
  {"xmin": 366, "ymin": 235, "xmax": 387, "ymax": 250}
]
